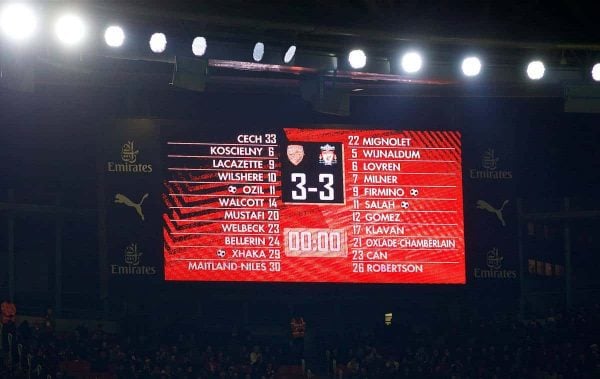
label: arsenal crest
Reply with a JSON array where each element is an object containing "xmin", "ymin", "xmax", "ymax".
[{"xmin": 287, "ymin": 145, "xmax": 305, "ymax": 166}]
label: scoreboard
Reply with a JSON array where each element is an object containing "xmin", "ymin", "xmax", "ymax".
[{"xmin": 163, "ymin": 128, "xmax": 465, "ymax": 284}]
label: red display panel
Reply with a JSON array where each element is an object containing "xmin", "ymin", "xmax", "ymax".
[{"xmin": 163, "ymin": 128, "xmax": 465, "ymax": 284}]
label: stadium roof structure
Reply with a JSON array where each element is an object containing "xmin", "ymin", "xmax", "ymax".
[{"xmin": 2, "ymin": 0, "xmax": 599, "ymax": 102}]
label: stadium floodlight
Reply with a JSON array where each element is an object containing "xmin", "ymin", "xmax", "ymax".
[
  {"xmin": 283, "ymin": 45, "xmax": 296, "ymax": 64},
  {"xmin": 401, "ymin": 51, "xmax": 423, "ymax": 73},
  {"xmin": 592, "ymin": 63, "xmax": 600, "ymax": 82},
  {"xmin": 527, "ymin": 60, "xmax": 545, "ymax": 80},
  {"xmin": 0, "ymin": 2, "xmax": 37, "ymax": 42},
  {"xmin": 461, "ymin": 56, "xmax": 482, "ymax": 77},
  {"xmin": 104, "ymin": 25, "xmax": 125, "ymax": 47},
  {"xmin": 55, "ymin": 14, "xmax": 86, "ymax": 46},
  {"xmin": 192, "ymin": 36, "xmax": 207, "ymax": 56},
  {"xmin": 348, "ymin": 49, "xmax": 367, "ymax": 69},
  {"xmin": 149, "ymin": 32, "xmax": 167, "ymax": 53},
  {"xmin": 253, "ymin": 42, "xmax": 265, "ymax": 62}
]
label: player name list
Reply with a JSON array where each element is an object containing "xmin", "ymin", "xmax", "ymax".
[
  {"xmin": 164, "ymin": 129, "xmax": 464, "ymax": 281},
  {"xmin": 166, "ymin": 133, "xmax": 284, "ymax": 274},
  {"xmin": 344, "ymin": 133, "xmax": 463, "ymax": 274}
]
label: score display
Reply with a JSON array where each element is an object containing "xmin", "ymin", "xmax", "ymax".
[{"xmin": 163, "ymin": 128, "xmax": 465, "ymax": 284}]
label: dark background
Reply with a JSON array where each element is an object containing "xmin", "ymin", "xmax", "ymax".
[
  {"xmin": 0, "ymin": 0, "xmax": 599, "ymax": 326},
  {"xmin": 1, "ymin": 86, "xmax": 598, "ymax": 320}
]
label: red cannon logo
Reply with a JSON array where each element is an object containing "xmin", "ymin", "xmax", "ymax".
[{"xmin": 286, "ymin": 144, "xmax": 305, "ymax": 166}]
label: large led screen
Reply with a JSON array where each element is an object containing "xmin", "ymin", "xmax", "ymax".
[{"xmin": 163, "ymin": 128, "xmax": 465, "ymax": 284}]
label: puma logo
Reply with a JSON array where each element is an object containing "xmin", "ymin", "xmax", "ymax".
[
  {"xmin": 476, "ymin": 199, "xmax": 509, "ymax": 227},
  {"xmin": 115, "ymin": 193, "xmax": 149, "ymax": 221}
]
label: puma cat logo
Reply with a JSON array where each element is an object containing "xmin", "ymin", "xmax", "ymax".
[
  {"xmin": 115, "ymin": 193, "xmax": 149, "ymax": 221},
  {"xmin": 476, "ymin": 199, "xmax": 509, "ymax": 227}
]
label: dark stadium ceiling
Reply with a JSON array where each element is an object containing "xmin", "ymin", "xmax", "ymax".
[
  {"xmin": 2, "ymin": 0, "xmax": 600, "ymax": 98},
  {"xmin": 111, "ymin": 0, "xmax": 599, "ymax": 44}
]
